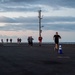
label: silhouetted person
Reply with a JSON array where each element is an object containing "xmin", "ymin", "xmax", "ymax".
[
  {"xmin": 17, "ymin": 38, "xmax": 19, "ymax": 44},
  {"xmin": 27, "ymin": 37, "xmax": 30, "ymax": 45},
  {"xmin": 53, "ymin": 32, "xmax": 61, "ymax": 51},
  {"xmin": 19, "ymin": 38, "xmax": 22, "ymax": 43},
  {"xmin": 6, "ymin": 38, "xmax": 8, "ymax": 43},
  {"xmin": 10, "ymin": 39, "xmax": 12, "ymax": 43},
  {"xmin": 38, "ymin": 36, "xmax": 43, "ymax": 46},
  {"xmin": 1, "ymin": 39, "xmax": 3, "ymax": 43},
  {"xmin": 27, "ymin": 36, "xmax": 34, "ymax": 46}
]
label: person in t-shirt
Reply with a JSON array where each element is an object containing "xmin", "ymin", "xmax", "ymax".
[
  {"xmin": 38, "ymin": 36, "xmax": 43, "ymax": 46},
  {"xmin": 53, "ymin": 32, "xmax": 61, "ymax": 50}
]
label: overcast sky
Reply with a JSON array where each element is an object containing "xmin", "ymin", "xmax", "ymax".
[{"xmin": 0, "ymin": 0, "xmax": 75, "ymax": 42}]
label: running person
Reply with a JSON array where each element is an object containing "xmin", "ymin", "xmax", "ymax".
[
  {"xmin": 27, "ymin": 36, "xmax": 34, "ymax": 46},
  {"xmin": 38, "ymin": 36, "xmax": 43, "ymax": 46},
  {"xmin": 53, "ymin": 32, "xmax": 61, "ymax": 51}
]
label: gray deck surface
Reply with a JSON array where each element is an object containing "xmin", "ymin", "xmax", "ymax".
[{"xmin": 0, "ymin": 43, "xmax": 75, "ymax": 75}]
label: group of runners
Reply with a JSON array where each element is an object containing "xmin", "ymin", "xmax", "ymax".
[
  {"xmin": 27, "ymin": 32, "xmax": 61, "ymax": 51},
  {"xmin": 1, "ymin": 32, "xmax": 61, "ymax": 51}
]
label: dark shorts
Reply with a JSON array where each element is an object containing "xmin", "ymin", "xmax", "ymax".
[{"xmin": 55, "ymin": 40, "xmax": 59, "ymax": 44}]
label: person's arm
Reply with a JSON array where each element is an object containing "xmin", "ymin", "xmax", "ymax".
[{"xmin": 59, "ymin": 35, "xmax": 61, "ymax": 39}]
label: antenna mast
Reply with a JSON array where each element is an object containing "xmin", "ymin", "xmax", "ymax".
[{"xmin": 38, "ymin": 10, "xmax": 42, "ymax": 37}]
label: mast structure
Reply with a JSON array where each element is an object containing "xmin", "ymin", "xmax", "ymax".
[{"xmin": 38, "ymin": 10, "xmax": 42, "ymax": 37}]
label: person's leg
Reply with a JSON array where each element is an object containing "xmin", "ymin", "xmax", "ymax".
[
  {"xmin": 39, "ymin": 40, "xmax": 41, "ymax": 46},
  {"xmin": 29, "ymin": 41, "xmax": 31, "ymax": 45},
  {"xmin": 55, "ymin": 40, "xmax": 59, "ymax": 49},
  {"xmin": 28, "ymin": 41, "xmax": 30, "ymax": 45},
  {"xmin": 30, "ymin": 41, "xmax": 33, "ymax": 46},
  {"xmin": 54, "ymin": 43, "xmax": 59, "ymax": 51},
  {"xmin": 56, "ymin": 43, "xmax": 59, "ymax": 52},
  {"xmin": 55, "ymin": 44, "xmax": 58, "ymax": 49},
  {"xmin": 32, "ymin": 41, "xmax": 33, "ymax": 46}
]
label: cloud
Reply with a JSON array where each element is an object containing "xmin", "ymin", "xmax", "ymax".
[
  {"xmin": 0, "ymin": 0, "xmax": 75, "ymax": 12},
  {"xmin": 42, "ymin": 16, "xmax": 75, "ymax": 23},
  {"xmin": 0, "ymin": 22, "xmax": 75, "ymax": 31},
  {"xmin": 0, "ymin": 0, "xmax": 40, "ymax": 4},
  {"xmin": 42, "ymin": 16, "xmax": 75, "ymax": 31},
  {"xmin": 43, "ymin": 23, "xmax": 75, "ymax": 31},
  {"xmin": 41, "ymin": 0, "xmax": 75, "ymax": 8},
  {"xmin": 0, "ymin": 16, "xmax": 16, "ymax": 23},
  {"xmin": 0, "ymin": 16, "xmax": 38, "ymax": 23},
  {"xmin": 0, "ymin": 0, "xmax": 39, "ymax": 12},
  {"xmin": 3, "ymin": 0, "xmax": 75, "ymax": 8},
  {"xmin": 0, "ymin": 23, "xmax": 39, "ymax": 31},
  {"xmin": 0, "ymin": 16, "xmax": 75, "ymax": 23},
  {"xmin": 0, "ymin": 16, "xmax": 75, "ymax": 31}
]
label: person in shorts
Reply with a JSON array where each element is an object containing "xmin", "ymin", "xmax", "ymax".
[{"xmin": 53, "ymin": 32, "xmax": 61, "ymax": 50}]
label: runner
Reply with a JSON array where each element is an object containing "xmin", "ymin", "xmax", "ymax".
[
  {"xmin": 38, "ymin": 36, "xmax": 43, "ymax": 46},
  {"xmin": 53, "ymin": 32, "xmax": 61, "ymax": 51}
]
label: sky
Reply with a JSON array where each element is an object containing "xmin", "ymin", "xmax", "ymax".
[{"xmin": 0, "ymin": 0, "xmax": 75, "ymax": 42}]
